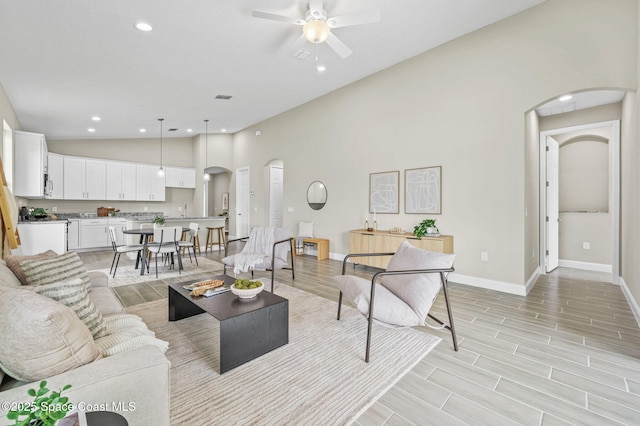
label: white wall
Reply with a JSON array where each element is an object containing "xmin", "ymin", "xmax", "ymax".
[{"xmin": 230, "ymin": 0, "xmax": 636, "ymax": 291}]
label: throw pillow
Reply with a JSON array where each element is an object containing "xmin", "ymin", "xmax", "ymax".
[
  {"xmin": 4, "ymin": 250, "xmax": 57, "ymax": 285},
  {"xmin": 381, "ymin": 241, "xmax": 456, "ymax": 322},
  {"xmin": 0, "ymin": 286, "xmax": 101, "ymax": 382},
  {"xmin": 298, "ymin": 222, "xmax": 314, "ymax": 238},
  {"xmin": 94, "ymin": 314, "xmax": 169, "ymax": 357},
  {"xmin": 0, "ymin": 261, "xmax": 22, "ymax": 288},
  {"xmin": 29, "ymin": 278, "xmax": 108, "ymax": 339},
  {"xmin": 20, "ymin": 251, "xmax": 92, "ymax": 292}
]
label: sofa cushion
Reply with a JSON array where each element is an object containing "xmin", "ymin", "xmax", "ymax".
[
  {"xmin": 0, "ymin": 286, "xmax": 101, "ymax": 382},
  {"xmin": 94, "ymin": 314, "xmax": 168, "ymax": 357},
  {"xmin": 382, "ymin": 241, "xmax": 455, "ymax": 322},
  {"xmin": 29, "ymin": 278, "xmax": 108, "ymax": 339},
  {"xmin": 334, "ymin": 274, "xmax": 422, "ymax": 327},
  {"xmin": 20, "ymin": 251, "xmax": 92, "ymax": 292},
  {"xmin": 0, "ymin": 261, "xmax": 22, "ymax": 288},
  {"xmin": 90, "ymin": 287, "xmax": 124, "ymax": 315},
  {"xmin": 4, "ymin": 250, "xmax": 56, "ymax": 285}
]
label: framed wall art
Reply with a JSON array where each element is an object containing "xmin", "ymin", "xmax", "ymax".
[
  {"xmin": 222, "ymin": 192, "xmax": 229, "ymax": 211},
  {"xmin": 369, "ymin": 171, "xmax": 399, "ymax": 214},
  {"xmin": 405, "ymin": 166, "xmax": 441, "ymax": 214}
]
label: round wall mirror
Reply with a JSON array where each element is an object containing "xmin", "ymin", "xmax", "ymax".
[{"xmin": 307, "ymin": 181, "xmax": 327, "ymax": 210}]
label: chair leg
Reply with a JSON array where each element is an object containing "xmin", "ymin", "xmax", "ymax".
[
  {"xmin": 113, "ymin": 253, "xmax": 123, "ymax": 278},
  {"xmin": 271, "ymin": 269, "xmax": 275, "ymax": 292},
  {"xmin": 155, "ymin": 253, "xmax": 159, "ymax": 278},
  {"xmin": 337, "ymin": 291, "xmax": 343, "ymax": 320},
  {"xmin": 109, "ymin": 252, "xmax": 117, "ymax": 276},
  {"xmin": 193, "ymin": 246, "xmax": 198, "ymax": 266},
  {"xmin": 440, "ymin": 273, "xmax": 459, "ymax": 351}
]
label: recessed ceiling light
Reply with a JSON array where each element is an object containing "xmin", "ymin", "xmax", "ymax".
[
  {"xmin": 88, "ymin": 128, "xmax": 96, "ymax": 133},
  {"xmin": 139, "ymin": 128, "xmax": 146, "ymax": 133},
  {"xmin": 91, "ymin": 116, "xmax": 101, "ymax": 121},
  {"xmin": 558, "ymin": 94, "xmax": 573, "ymax": 102},
  {"xmin": 187, "ymin": 128, "xmax": 193, "ymax": 133},
  {"xmin": 135, "ymin": 22, "xmax": 153, "ymax": 32},
  {"xmin": 317, "ymin": 65, "xmax": 326, "ymax": 72},
  {"xmin": 221, "ymin": 129, "xmax": 227, "ymax": 132}
]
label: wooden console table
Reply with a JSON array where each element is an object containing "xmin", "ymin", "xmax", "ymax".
[
  {"xmin": 300, "ymin": 238, "xmax": 329, "ymax": 261},
  {"xmin": 348, "ymin": 229, "xmax": 453, "ymax": 269}
]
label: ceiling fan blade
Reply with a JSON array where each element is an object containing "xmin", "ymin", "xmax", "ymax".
[
  {"xmin": 328, "ymin": 9, "xmax": 380, "ymax": 28},
  {"xmin": 252, "ymin": 10, "xmax": 304, "ymax": 25},
  {"xmin": 308, "ymin": 0, "xmax": 324, "ymax": 19},
  {"xmin": 325, "ymin": 33, "xmax": 352, "ymax": 59}
]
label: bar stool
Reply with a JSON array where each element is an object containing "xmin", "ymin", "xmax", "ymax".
[{"xmin": 205, "ymin": 226, "xmax": 225, "ymax": 253}]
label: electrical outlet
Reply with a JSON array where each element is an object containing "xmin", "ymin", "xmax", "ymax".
[
  {"xmin": 52, "ymin": 206, "xmax": 57, "ymax": 212},
  {"xmin": 481, "ymin": 251, "xmax": 489, "ymax": 262},
  {"xmin": 583, "ymin": 242, "xmax": 591, "ymax": 250},
  {"xmin": 144, "ymin": 206, "xmax": 148, "ymax": 212},
  {"xmin": 288, "ymin": 207, "xmax": 294, "ymax": 213},
  {"xmin": 178, "ymin": 206, "xmax": 182, "ymax": 211}
]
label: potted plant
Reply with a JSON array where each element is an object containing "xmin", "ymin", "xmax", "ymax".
[
  {"xmin": 6, "ymin": 380, "xmax": 72, "ymax": 425},
  {"xmin": 152, "ymin": 215, "xmax": 165, "ymax": 228},
  {"xmin": 413, "ymin": 219, "xmax": 439, "ymax": 239},
  {"xmin": 31, "ymin": 207, "xmax": 48, "ymax": 219}
]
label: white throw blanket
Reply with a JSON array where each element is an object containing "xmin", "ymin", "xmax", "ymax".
[{"xmin": 232, "ymin": 226, "xmax": 275, "ymax": 275}]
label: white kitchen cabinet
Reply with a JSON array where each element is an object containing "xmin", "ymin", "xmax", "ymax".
[
  {"xmin": 16, "ymin": 222, "xmax": 67, "ymax": 255},
  {"xmin": 106, "ymin": 161, "xmax": 137, "ymax": 200},
  {"xmin": 63, "ymin": 156, "xmax": 106, "ymax": 200},
  {"xmin": 136, "ymin": 164, "xmax": 165, "ymax": 201},
  {"xmin": 46, "ymin": 153, "xmax": 64, "ymax": 199},
  {"xmin": 14, "ymin": 131, "xmax": 47, "ymax": 198},
  {"xmin": 79, "ymin": 218, "xmax": 109, "ymax": 248},
  {"xmin": 165, "ymin": 166, "xmax": 196, "ymax": 189},
  {"xmin": 67, "ymin": 219, "xmax": 80, "ymax": 250}
]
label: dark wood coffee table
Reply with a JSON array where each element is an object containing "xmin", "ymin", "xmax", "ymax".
[{"xmin": 168, "ymin": 275, "xmax": 288, "ymax": 373}]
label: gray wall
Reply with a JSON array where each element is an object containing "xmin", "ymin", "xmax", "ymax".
[{"xmin": 230, "ymin": 0, "xmax": 636, "ymax": 291}]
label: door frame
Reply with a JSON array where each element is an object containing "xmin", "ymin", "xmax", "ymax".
[
  {"xmin": 235, "ymin": 166, "xmax": 250, "ymax": 237},
  {"xmin": 539, "ymin": 119, "xmax": 620, "ymax": 283}
]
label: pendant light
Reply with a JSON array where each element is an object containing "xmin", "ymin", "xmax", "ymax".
[
  {"xmin": 203, "ymin": 119, "xmax": 210, "ymax": 182},
  {"xmin": 157, "ymin": 118, "xmax": 165, "ymax": 177}
]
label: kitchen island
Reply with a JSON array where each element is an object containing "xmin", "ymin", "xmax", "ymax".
[{"xmin": 125, "ymin": 217, "xmax": 227, "ymax": 252}]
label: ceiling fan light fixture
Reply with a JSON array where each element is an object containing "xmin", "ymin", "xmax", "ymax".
[{"xmin": 303, "ymin": 19, "xmax": 330, "ymax": 43}]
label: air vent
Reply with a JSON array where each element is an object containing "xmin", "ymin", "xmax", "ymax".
[
  {"xmin": 294, "ymin": 49, "xmax": 312, "ymax": 60},
  {"xmin": 215, "ymin": 95, "xmax": 232, "ymax": 100},
  {"xmin": 168, "ymin": 128, "xmax": 178, "ymax": 132}
]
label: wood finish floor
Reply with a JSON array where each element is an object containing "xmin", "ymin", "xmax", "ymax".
[{"xmin": 79, "ymin": 249, "xmax": 640, "ymax": 425}]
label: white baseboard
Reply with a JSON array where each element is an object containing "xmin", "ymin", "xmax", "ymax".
[
  {"xmin": 448, "ymin": 273, "xmax": 527, "ymax": 296},
  {"xmin": 618, "ymin": 276, "xmax": 640, "ymax": 327},
  {"xmin": 558, "ymin": 259, "xmax": 612, "ymax": 273},
  {"xmin": 525, "ymin": 267, "xmax": 541, "ymax": 295}
]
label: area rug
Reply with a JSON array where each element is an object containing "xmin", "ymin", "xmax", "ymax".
[
  {"xmin": 96, "ymin": 257, "xmax": 225, "ymax": 287},
  {"xmin": 126, "ymin": 283, "xmax": 442, "ymax": 425}
]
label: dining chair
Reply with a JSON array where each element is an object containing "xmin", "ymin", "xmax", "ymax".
[
  {"xmin": 108, "ymin": 226, "xmax": 145, "ymax": 278},
  {"xmin": 146, "ymin": 226, "xmax": 183, "ymax": 278},
  {"xmin": 178, "ymin": 222, "xmax": 199, "ymax": 265}
]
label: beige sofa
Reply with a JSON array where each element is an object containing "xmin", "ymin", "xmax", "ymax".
[{"xmin": 0, "ymin": 255, "xmax": 171, "ymax": 426}]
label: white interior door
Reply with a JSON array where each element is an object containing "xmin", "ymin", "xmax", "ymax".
[
  {"xmin": 269, "ymin": 165, "xmax": 283, "ymax": 227},
  {"xmin": 546, "ymin": 136, "xmax": 559, "ymax": 272},
  {"xmin": 236, "ymin": 167, "xmax": 250, "ymax": 237}
]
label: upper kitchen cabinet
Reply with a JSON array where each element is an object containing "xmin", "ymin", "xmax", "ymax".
[
  {"xmin": 136, "ymin": 164, "xmax": 165, "ymax": 201},
  {"xmin": 63, "ymin": 156, "xmax": 106, "ymax": 200},
  {"xmin": 106, "ymin": 161, "xmax": 136, "ymax": 201},
  {"xmin": 14, "ymin": 131, "xmax": 47, "ymax": 198},
  {"xmin": 165, "ymin": 166, "xmax": 196, "ymax": 189},
  {"xmin": 46, "ymin": 153, "xmax": 64, "ymax": 199}
]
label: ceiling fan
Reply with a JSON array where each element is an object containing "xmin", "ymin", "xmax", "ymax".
[{"xmin": 252, "ymin": 0, "xmax": 380, "ymax": 59}]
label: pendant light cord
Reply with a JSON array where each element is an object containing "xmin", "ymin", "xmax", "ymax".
[{"xmin": 158, "ymin": 118, "xmax": 164, "ymax": 168}]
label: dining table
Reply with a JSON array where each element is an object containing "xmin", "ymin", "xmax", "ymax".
[{"xmin": 123, "ymin": 226, "xmax": 190, "ymax": 276}]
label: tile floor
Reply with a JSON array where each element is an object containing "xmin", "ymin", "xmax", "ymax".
[{"xmin": 80, "ymin": 249, "xmax": 640, "ymax": 425}]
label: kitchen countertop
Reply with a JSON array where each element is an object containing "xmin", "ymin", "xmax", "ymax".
[{"xmin": 17, "ymin": 219, "xmax": 69, "ymax": 224}]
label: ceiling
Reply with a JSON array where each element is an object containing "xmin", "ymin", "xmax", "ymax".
[
  {"xmin": 0, "ymin": 0, "xmax": 546, "ymax": 140},
  {"xmin": 536, "ymin": 90, "xmax": 626, "ymax": 117}
]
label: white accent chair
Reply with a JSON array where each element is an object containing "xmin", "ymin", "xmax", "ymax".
[
  {"xmin": 334, "ymin": 241, "xmax": 457, "ymax": 362},
  {"xmin": 222, "ymin": 226, "xmax": 295, "ymax": 292}
]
